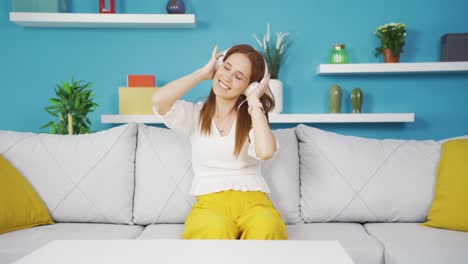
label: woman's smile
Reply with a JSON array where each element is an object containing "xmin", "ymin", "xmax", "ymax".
[{"xmin": 218, "ymin": 80, "xmax": 231, "ymax": 90}]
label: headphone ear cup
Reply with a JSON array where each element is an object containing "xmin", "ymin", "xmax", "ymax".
[
  {"xmin": 244, "ymin": 82, "xmax": 259, "ymax": 96},
  {"xmin": 215, "ymin": 49, "xmax": 229, "ymax": 70},
  {"xmin": 215, "ymin": 56, "xmax": 223, "ymax": 70}
]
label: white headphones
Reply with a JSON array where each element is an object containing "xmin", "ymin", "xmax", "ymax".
[{"xmin": 215, "ymin": 48, "xmax": 269, "ymax": 97}]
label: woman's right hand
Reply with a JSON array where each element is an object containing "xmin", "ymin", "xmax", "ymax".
[{"xmin": 198, "ymin": 45, "xmax": 224, "ymax": 80}]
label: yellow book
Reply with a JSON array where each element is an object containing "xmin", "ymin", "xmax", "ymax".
[{"xmin": 119, "ymin": 87, "xmax": 157, "ymax": 114}]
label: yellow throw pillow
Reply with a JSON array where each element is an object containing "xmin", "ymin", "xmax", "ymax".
[
  {"xmin": 423, "ymin": 139, "xmax": 468, "ymax": 232},
  {"xmin": 0, "ymin": 155, "xmax": 54, "ymax": 234}
]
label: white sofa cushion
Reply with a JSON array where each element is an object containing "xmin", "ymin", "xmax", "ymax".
[
  {"xmin": 365, "ymin": 223, "xmax": 468, "ymax": 264},
  {"xmin": 296, "ymin": 125, "xmax": 441, "ymax": 223},
  {"xmin": 0, "ymin": 223, "xmax": 144, "ymax": 264},
  {"xmin": 133, "ymin": 124, "xmax": 196, "ymax": 225},
  {"xmin": 0, "ymin": 124, "xmax": 137, "ymax": 224},
  {"xmin": 262, "ymin": 128, "xmax": 301, "ymax": 224},
  {"xmin": 288, "ymin": 223, "xmax": 384, "ymax": 264},
  {"xmin": 133, "ymin": 124, "xmax": 302, "ymax": 225},
  {"xmin": 136, "ymin": 223, "xmax": 382, "ymax": 264},
  {"xmin": 137, "ymin": 224, "xmax": 184, "ymax": 239}
]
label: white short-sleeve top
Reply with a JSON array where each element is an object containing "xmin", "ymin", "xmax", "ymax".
[{"xmin": 153, "ymin": 100, "xmax": 278, "ymax": 196}]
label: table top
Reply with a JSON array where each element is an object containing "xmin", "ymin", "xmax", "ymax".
[{"xmin": 14, "ymin": 240, "xmax": 355, "ymax": 264}]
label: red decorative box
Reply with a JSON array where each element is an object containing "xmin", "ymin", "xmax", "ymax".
[{"xmin": 127, "ymin": 75, "xmax": 156, "ymax": 87}]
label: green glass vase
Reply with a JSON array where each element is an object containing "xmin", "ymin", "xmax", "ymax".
[
  {"xmin": 350, "ymin": 88, "xmax": 363, "ymax": 113},
  {"xmin": 329, "ymin": 44, "xmax": 349, "ymax": 64},
  {"xmin": 328, "ymin": 85, "xmax": 342, "ymax": 113}
]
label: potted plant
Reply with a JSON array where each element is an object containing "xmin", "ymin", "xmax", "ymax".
[
  {"xmin": 253, "ymin": 23, "xmax": 291, "ymax": 113},
  {"xmin": 374, "ymin": 22, "xmax": 407, "ymax": 63},
  {"xmin": 41, "ymin": 78, "xmax": 98, "ymax": 135}
]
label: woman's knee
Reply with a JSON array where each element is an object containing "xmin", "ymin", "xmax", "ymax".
[
  {"xmin": 183, "ymin": 213, "xmax": 238, "ymax": 239},
  {"xmin": 241, "ymin": 210, "xmax": 287, "ymax": 240}
]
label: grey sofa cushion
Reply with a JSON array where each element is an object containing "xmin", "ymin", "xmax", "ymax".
[
  {"xmin": 0, "ymin": 124, "xmax": 137, "ymax": 224},
  {"xmin": 296, "ymin": 124, "xmax": 441, "ymax": 223},
  {"xmin": 288, "ymin": 223, "xmax": 384, "ymax": 264},
  {"xmin": 133, "ymin": 124, "xmax": 302, "ymax": 225},
  {"xmin": 365, "ymin": 223, "xmax": 468, "ymax": 264},
  {"xmin": 0, "ymin": 223, "xmax": 144, "ymax": 264}
]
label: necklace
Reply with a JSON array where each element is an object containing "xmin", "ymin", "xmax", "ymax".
[{"xmin": 214, "ymin": 108, "xmax": 235, "ymax": 136}]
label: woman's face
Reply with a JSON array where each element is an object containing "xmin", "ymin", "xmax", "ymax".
[{"xmin": 213, "ymin": 53, "xmax": 252, "ymax": 100}]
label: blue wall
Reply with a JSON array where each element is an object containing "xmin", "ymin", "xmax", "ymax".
[{"xmin": 1, "ymin": 0, "xmax": 467, "ymax": 140}]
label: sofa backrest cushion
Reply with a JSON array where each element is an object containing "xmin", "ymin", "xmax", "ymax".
[
  {"xmin": 133, "ymin": 124, "xmax": 302, "ymax": 225},
  {"xmin": 0, "ymin": 124, "xmax": 137, "ymax": 224},
  {"xmin": 262, "ymin": 128, "xmax": 302, "ymax": 224},
  {"xmin": 296, "ymin": 124, "xmax": 441, "ymax": 223},
  {"xmin": 133, "ymin": 124, "xmax": 195, "ymax": 225}
]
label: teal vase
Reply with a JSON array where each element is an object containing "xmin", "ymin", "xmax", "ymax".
[
  {"xmin": 328, "ymin": 85, "xmax": 342, "ymax": 113},
  {"xmin": 350, "ymin": 88, "xmax": 363, "ymax": 113}
]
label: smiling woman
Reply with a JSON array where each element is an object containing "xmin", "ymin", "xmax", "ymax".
[
  {"xmin": 151, "ymin": 44, "xmax": 285, "ymax": 240},
  {"xmin": 200, "ymin": 44, "xmax": 275, "ymax": 157},
  {"xmin": 216, "ymin": 58, "xmax": 249, "ymax": 91}
]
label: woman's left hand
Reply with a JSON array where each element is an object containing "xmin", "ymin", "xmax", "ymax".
[{"xmin": 247, "ymin": 73, "xmax": 270, "ymax": 101}]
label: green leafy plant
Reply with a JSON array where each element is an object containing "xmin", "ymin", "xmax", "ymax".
[
  {"xmin": 374, "ymin": 22, "xmax": 407, "ymax": 57},
  {"xmin": 252, "ymin": 23, "xmax": 291, "ymax": 79},
  {"xmin": 41, "ymin": 78, "xmax": 98, "ymax": 135}
]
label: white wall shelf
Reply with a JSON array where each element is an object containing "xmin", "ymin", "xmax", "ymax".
[
  {"xmin": 101, "ymin": 113, "xmax": 415, "ymax": 124},
  {"xmin": 9, "ymin": 12, "xmax": 196, "ymax": 28},
  {"xmin": 317, "ymin": 62, "xmax": 468, "ymax": 75}
]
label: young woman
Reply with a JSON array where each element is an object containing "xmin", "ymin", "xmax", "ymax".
[{"xmin": 151, "ymin": 44, "xmax": 287, "ymax": 240}]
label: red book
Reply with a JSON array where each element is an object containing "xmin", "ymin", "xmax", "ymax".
[{"xmin": 127, "ymin": 75, "xmax": 155, "ymax": 87}]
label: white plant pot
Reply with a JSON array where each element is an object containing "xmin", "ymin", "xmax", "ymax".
[{"xmin": 269, "ymin": 79, "xmax": 283, "ymax": 113}]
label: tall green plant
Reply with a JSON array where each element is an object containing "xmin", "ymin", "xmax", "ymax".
[
  {"xmin": 41, "ymin": 78, "xmax": 98, "ymax": 135},
  {"xmin": 252, "ymin": 23, "xmax": 291, "ymax": 79}
]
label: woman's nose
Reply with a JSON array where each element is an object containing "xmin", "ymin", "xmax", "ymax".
[{"xmin": 223, "ymin": 72, "xmax": 235, "ymax": 83}]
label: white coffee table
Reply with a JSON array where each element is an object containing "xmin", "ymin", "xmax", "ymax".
[{"xmin": 14, "ymin": 240, "xmax": 355, "ymax": 264}]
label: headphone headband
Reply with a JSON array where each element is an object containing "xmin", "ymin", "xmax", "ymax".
[{"xmin": 216, "ymin": 48, "xmax": 269, "ymax": 83}]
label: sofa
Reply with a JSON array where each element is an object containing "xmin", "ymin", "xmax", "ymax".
[{"xmin": 1, "ymin": 123, "xmax": 467, "ymax": 264}]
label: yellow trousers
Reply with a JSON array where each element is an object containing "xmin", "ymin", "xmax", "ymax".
[{"xmin": 182, "ymin": 190, "xmax": 287, "ymax": 240}]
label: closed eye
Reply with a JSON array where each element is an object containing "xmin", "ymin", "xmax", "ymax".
[{"xmin": 225, "ymin": 62, "xmax": 246, "ymax": 81}]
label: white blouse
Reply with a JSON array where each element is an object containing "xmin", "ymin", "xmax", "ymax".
[{"xmin": 153, "ymin": 100, "xmax": 279, "ymax": 196}]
